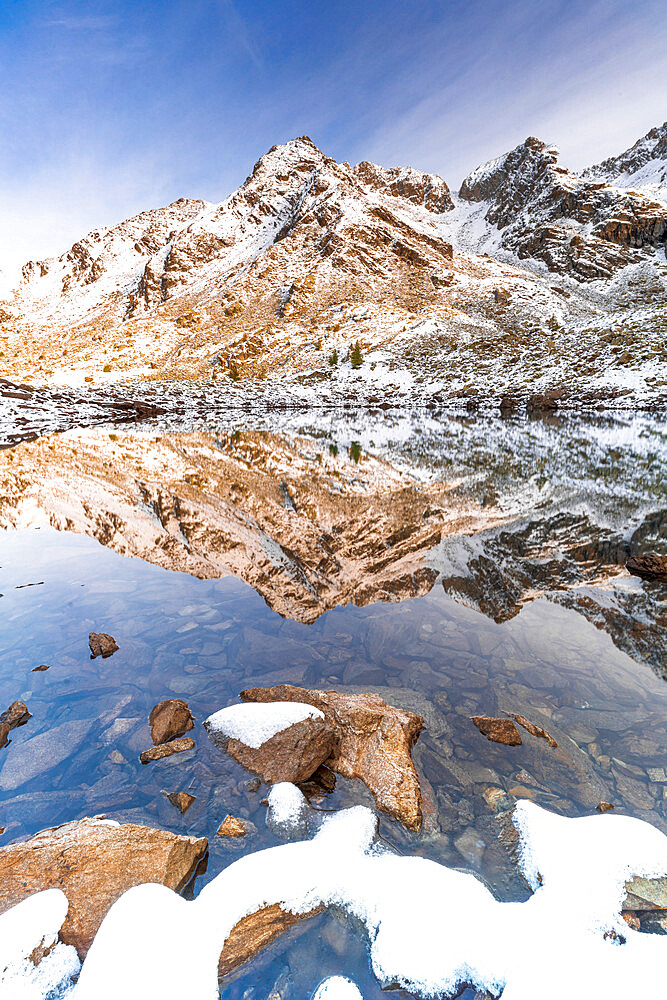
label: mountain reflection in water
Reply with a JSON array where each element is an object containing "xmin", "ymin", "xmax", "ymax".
[
  {"xmin": 0, "ymin": 410, "xmax": 664, "ymax": 674},
  {"xmin": 0, "ymin": 408, "xmax": 666, "ymax": 999}
]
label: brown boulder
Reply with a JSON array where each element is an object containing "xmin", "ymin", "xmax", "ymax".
[
  {"xmin": 211, "ymin": 715, "xmax": 336, "ymax": 785},
  {"xmin": 0, "ymin": 817, "xmax": 207, "ymax": 958},
  {"xmin": 597, "ymin": 801, "xmax": 614, "ymax": 813},
  {"xmin": 472, "ymin": 716, "xmax": 523, "ymax": 746},
  {"xmin": 0, "ymin": 700, "xmax": 31, "ymax": 729},
  {"xmin": 32, "ymin": 664, "xmax": 50, "ymax": 672},
  {"xmin": 140, "ymin": 736, "xmax": 195, "ymax": 763},
  {"xmin": 150, "ymin": 699, "xmax": 195, "ymax": 745},
  {"xmin": 626, "ymin": 554, "xmax": 667, "ymax": 582},
  {"xmin": 88, "ymin": 632, "xmax": 119, "ymax": 658},
  {"xmin": 241, "ymin": 685, "xmax": 424, "ymax": 831},
  {"xmin": 0, "ymin": 723, "xmax": 9, "ymax": 749}
]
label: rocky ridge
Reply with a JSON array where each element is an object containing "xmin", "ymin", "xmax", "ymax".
[{"xmin": 0, "ymin": 129, "xmax": 665, "ymax": 404}]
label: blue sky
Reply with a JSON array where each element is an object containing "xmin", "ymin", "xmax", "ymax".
[{"xmin": 1, "ymin": 0, "xmax": 667, "ymax": 278}]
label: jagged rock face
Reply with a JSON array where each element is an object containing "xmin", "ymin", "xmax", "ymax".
[
  {"xmin": 8, "ymin": 137, "xmax": 453, "ymax": 331},
  {"xmin": 584, "ymin": 121, "xmax": 667, "ymax": 204},
  {"xmin": 460, "ymin": 137, "xmax": 667, "ymax": 279},
  {"xmin": 353, "ymin": 161, "xmax": 453, "ymax": 213}
]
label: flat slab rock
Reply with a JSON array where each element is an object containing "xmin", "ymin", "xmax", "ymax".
[
  {"xmin": 626, "ymin": 554, "xmax": 667, "ymax": 582},
  {"xmin": 240, "ymin": 685, "xmax": 424, "ymax": 831},
  {"xmin": 140, "ymin": 736, "xmax": 195, "ymax": 763},
  {"xmin": 472, "ymin": 716, "xmax": 523, "ymax": 746},
  {"xmin": 0, "ymin": 816, "xmax": 207, "ymax": 958}
]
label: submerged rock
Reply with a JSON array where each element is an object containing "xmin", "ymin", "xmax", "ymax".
[
  {"xmin": 626, "ymin": 554, "xmax": 667, "ymax": 582},
  {"xmin": 0, "ymin": 817, "xmax": 208, "ymax": 958},
  {"xmin": 218, "ymin": 903, "xmax": 321, "ymax": 979},
  {"xmin": 216, "ymin": 815, "xmax": 248, "ymax": 837},
  {"xmin": 510, "ymin": 713, "xmax": 558, "ymax": 748},
  {"xmin": 164, "ymin": 791, "xmax": 196, "ymax": 814},
  {"xmin": 139, "ymin": 736, "xmax": 195, "ymax": 764},
  {"xmin": 240, "ymin": 685, "xmax": 424, "ymax": 831},
  {"xmin": 150, "ymin": 699, "xmax": 195, "ymax": 745},
  {"xmin": 88, "ymin": 632, "xmax": 119, "ymax": 659},
  {"xmin": 0, "ymin": 700, "xmax": 31, "ymax": 729},
  {"xmin": 472, "ymin": 716, "xmax": 522, "ymax": 746}
]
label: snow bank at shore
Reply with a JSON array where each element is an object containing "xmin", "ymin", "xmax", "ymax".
[{"xmin": 3, "ymin": 800, "xmax": 666, "ymax": 1000}]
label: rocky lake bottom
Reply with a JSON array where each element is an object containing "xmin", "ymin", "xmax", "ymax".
[{"xmin": 0, "ymin": 401, "xmax": 665, "ymax": 998}]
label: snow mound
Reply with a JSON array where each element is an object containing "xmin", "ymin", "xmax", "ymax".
[
  {"xmin": 267, "ymin": 782, "xmax": 312, "ymax": 839},
  {"xmin": 0, "ymin": 889, "xmax": 80, "ymax": 999},
  {"xmin": 3, "ymin": 801, "xmax": 665, "ymax": 1000},
  {"xmin": 312, "ymin": 976, "xmax": 364, "ymax": 1000},
  {"xmin": 205, "ymin": 701, "xmax": 324, "ymax": 748}
]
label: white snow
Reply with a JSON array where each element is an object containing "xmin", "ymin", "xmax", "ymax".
[
  {"xmin": 2, "ymin": 800, "xmax": 643, "ymax": 1000},
  {"xmin": 312, "ymin": 976, "xmax": 364, "ymax": 1000},
  {"xmin": 266, "ymin": 782, "xmax": 312, "ymax": 839},
  {"xmin": 0, "ymin": 889, "xmax": 80, "ymax": 1000},
  {"xmin": 205, "ymin": 700, "xmax": 324, "ymax": 748}
]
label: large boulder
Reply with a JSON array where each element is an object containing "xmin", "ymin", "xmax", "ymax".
[
  {"xmin": 240, "ymin": 685, "xmax": 424, "ymax": 831},
  {"xmin": 0, "ymin": 817, "xmax": 208, "ymax": 958},
  {"xmin": 205, "ymin": 702, "xmax": 336, "ymax": 784}
]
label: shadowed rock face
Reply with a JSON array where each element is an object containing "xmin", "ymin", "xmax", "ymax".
[
  {"xmin": 460, "ymin": 137, "xmax": 667, "ymax": 279},
  {"xmin": 0, "ymin": 817, "xmax": 208, "ymax": 958}
]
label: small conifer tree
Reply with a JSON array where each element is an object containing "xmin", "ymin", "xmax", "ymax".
[{"xmin": 350, "ymin": 341, "xmax": 363, "ymax": 368}]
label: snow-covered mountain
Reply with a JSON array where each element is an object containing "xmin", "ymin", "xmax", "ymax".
[
  {"xmin": 583, "ymin": 121, "xmax": 667, "ymax": 206},
  {"xmin": 0, "ymin": 130, "xmax": 666, "ymax": 405}
]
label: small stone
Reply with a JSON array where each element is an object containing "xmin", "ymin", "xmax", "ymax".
[
  {"xmin": 89, "ymin": 632, "xmax": 119, "ymax": 659},
  {"xmin": 471, "ymin": 716, "xmax": 522, "ymax": 746},
  {"xmin": 108, "ymin": 750, "xmax": 126, "ymax": 765},
  {"xmin": 597, "ymin": 801, "xmax": 614, "ymax": 813},
  {"xmin": 0, "ymin": 701, "xmax": 31, "ymax": 730},
  {"xmin": 32, "ymin": 664, "xmax": 50, "ymax": 672},
  {"xmin": 164, "ymin": 791, "xmax": 196, "ymax": 814},
  {"xmin": 149, "ymin": 699, "xmax": 195, "ymax": 745},
  {"xmin": 139, "ymin": 737, "xmax": 195, "ymax": 764},
  {"xmin": 217, "ymin": 815, "xmax": 248, "ymax": 837},
  {"xmin": 245, "ymin": 777, "xmax": 261, "ymax": 792},
  {"xmin": 647, "ymin": 767, "xmax": 667, "ymax": 782}
]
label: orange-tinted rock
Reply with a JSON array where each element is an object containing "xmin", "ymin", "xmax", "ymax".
[
  {"xmin": 150, "ymin": 699, "xmax": 195, "ymax": 745},
  {"xmin": 597, "ymin": 801, "xmax": 614, "ymax": 813},
  {"xmin": 216, "ymin": 815, "xmax": 248, "ymax": 837},
  {"xmin": 472, "ymin": 716, "xmax": 522, "ymax": 746},
  {"xmin": 0, "ymin": 817, "xmax": 207, "ymax": 958},
  {"xmin": 218, "ymin": 903, "xmax": 320, "ymax": 978},
  {"xmin": 164, "ymin": 791, "xmax": 196, "ymax": 814},
  {"xmin": 32, "ymin": 664, "xmax": 50, "ymax": 672},
  {"xmin": 510, "ymin": 714, "xmax": 558, "ymax": 748},
  {"xmin": 0, "ymin": 723, "xmax": 9, "ymax": 749},
  {"xmin": 0, "ymin": 700, "xmax": 31, "ymax": 729},
  {"xmin": 140, "ymin": 736, "xmax": 195, "ymax": 763},
  {"xmin": 241, "ymin": 685, "xmax": 424, "ymax": 831},
  {"xmin": 213, "ymin": 715, "xmax": 336, "ymax": 786},
  {"xmin": 88, "ymin": 632, "xmax": 119, "ymax": 658}
]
